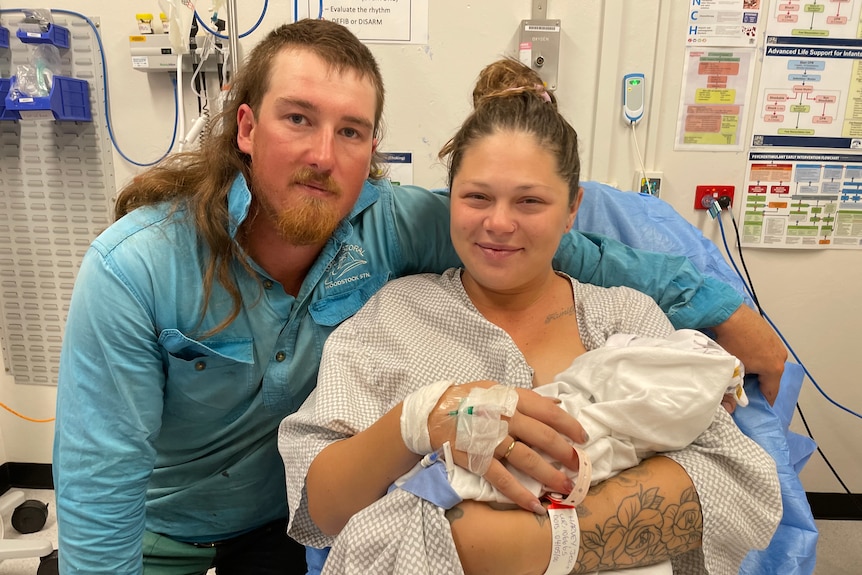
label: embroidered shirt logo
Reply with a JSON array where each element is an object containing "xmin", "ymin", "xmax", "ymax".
[{"xmin": 325, "ymin": 244, "xmax": 370, "ymax": 289}]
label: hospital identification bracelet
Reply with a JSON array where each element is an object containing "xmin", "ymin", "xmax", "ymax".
[
  {"xmin": 543, "ymin": 447, "xmax": 592, "ymax": 575},
  {"xmin": 545, "ymin": 502, "xmax": 579, "ymax": 575}
]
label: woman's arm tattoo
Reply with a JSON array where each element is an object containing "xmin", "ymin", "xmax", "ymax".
[
  {"xmin": 567, "ymin": 465, "xmax": 703, "ymax": 574},
  {"xmin": 444, "ymin": 460, "xmax": 702, "ymax": 574},
  {"xmin": 445, "ymin": 505, "xmax": 464, "ymax": 524}
]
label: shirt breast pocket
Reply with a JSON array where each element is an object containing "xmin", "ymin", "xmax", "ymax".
[
  {"xmin": 159, "ymin": 329, "xmax": 255, "ymax": 422},
  {"xmin": 309, "ymin": 273, "xmax": 390, "ymax": 327}
]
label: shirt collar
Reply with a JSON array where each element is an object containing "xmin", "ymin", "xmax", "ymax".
[{"xmin": 227, "ymin": 173, "xmax": 253, "ymax": 240}]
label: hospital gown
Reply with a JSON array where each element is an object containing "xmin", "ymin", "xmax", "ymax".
[{"xmin": 279, "ymin": 269, "xmax": 781, "ymax": 575}]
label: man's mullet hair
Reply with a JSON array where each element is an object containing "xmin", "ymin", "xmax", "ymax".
[{"xmin": 112, "ymin": 19, "xmax": 387, "ymax": 336}]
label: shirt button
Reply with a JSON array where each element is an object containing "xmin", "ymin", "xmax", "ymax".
[
  {"xmin": 275, "ymin": 351, "xmax": 286, "ymax": 362},
  {"xmin": 263, "ymin": 280, "xmax": 274, "ymax": 290},
  {"xmin": 194, "ymin": 361, "xmax": 206, "ymax": 371}
]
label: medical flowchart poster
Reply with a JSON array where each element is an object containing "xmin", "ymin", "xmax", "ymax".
[
  {"xmin": 740, "ymin": 152, "xmax": 862, "ymax": 248},
  {"xmin": 674, "ymin": 48, "xmax": 756, "ymax": 150},
  {"xmin": 765, "ymin": 0, "xmax": 862, "ymax": 41},
  {"xmin": 751, "ymin": 44, "xmax": 862, "ymax": 149},
  {"xmin": 686, "ymin": 0, "xmax": 762, "ymax": 47},
  {"xmin": 308, "ymin": 0, "xmax": 429, "ymax": 44},
  {"xmin": 752, "ymin": 0, "xmax": 862, "ymax": 149}
]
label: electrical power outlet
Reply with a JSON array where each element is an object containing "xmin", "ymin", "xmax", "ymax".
[
  {"xmin": 694, "ymin": 185, "xmax": 734, "ymax": 210},
  {"xmin": 633, "ymin": 171, "xmax": 662, "ymax": 197}
]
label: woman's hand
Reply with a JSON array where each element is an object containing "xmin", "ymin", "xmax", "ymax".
[{"xmin": 428, "ymin": 380, "xmax": 588, "ymax": 513}]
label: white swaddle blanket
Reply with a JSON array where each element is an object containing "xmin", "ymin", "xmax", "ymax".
[
  {"xmin": 391, "ymin": 329, "xmax": 743, "ymax": 575},
  {"xmin": 433, "ymin": 328, "xmax": 745, "ymax": 503}
]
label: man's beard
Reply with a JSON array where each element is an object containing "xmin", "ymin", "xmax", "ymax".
[{"xmin": 255, "ymin": 167, "xmax": 343, "ymax": 246}]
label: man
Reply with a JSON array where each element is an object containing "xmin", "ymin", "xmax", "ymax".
[{"xmin": 53, "ymin": 18, "xmax": 785, "ymax": 575}]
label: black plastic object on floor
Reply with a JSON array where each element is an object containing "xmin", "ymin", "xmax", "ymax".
[
  {"xmin": 11, "ymin": 499, "xmax": 49, "ymax": 534},
  {"xmin": 38, "ymin": 549, "xmax": 59, "ymax": 575}
]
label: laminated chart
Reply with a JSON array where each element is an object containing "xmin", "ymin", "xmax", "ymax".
[
  {"xmin": 767, "ymin": 0, "xmax": 862, "ymax": 40},
  {"xmin": 686, "ymin": 0, "xmax": 763, "ymax": 47},
  {"xmin": 311, "ymin": 0, "xmax": 429, "ymax": 44},
  {"xmin": 753, "ymin": 0, "xmax": 862, "ymax": 148},
  {"xmin": 741, "ymin": 152, "xmax": 862, "ymax": 248},
  {"xmin": 752, "ymin": 44, "xmax": 862, "ymax": 148},
  {"xmin": 675, "ymin": 49, "xmax": 756, "ymax": 150}
]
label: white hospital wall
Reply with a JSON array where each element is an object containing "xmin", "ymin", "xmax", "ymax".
[
  {"xmin": 640, "ymin": 2, "xmax": 862, "ymax": 495},
  {"xmin": 0, "ymin": 359, "xmax": 53, "ymax": 464},
  {"xmin": 0, "ymin": 0, "xmax": 858, "ymax": 492}
]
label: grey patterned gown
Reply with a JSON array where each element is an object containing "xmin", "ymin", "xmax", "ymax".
[{"xmin": 279, "ymin": 269, "xmax": 781, "ymax": 575}]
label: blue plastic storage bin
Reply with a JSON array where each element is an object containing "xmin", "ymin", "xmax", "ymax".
[
  {"xmin": 4, "ymin": 75, "xmax": 91, "ymax": 121},
  {"xmin": 1, "ymin": 26, "xmax": 10, "ymax": 49},
  {"xmin": 0, "ymin": 77, "xmax": 21, "ymax": 120},
  {"xmin": 16, "ymin": 23, "xmax": 70, "ymax": 49}
]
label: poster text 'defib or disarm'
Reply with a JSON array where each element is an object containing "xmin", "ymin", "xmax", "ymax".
[{"xmin": 313, "ymin": 0, "xmax": 428, "ymax": 44}]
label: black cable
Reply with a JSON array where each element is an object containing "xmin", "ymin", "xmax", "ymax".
[
  {"xmin": 189, "ymin": 19, "xmax": 203, "ymax": 115},
  {"xmin": 195, "ymin": 81, "xmax": 203, "ymax": 115},
  {"xmin": 795, "ymin": 403, "xmax": 862, "ymax": 515},
  {"xmin": 199, "ymin": 70, "xmax": 210, "ymax": 146},
  {"xmin": 719, "ymin": 206, "xmax": 859, "ymax": 502},
  {"xmin": 728, "ymin": 211, "xmax": 763, "ymax": 313},
  {"xmin": 215, "ymin": 19, "xmax": 226, "ymax": 89},
  {"xmin": 717, "ymin": 196, "xmax": 763, "ymax": 312}
]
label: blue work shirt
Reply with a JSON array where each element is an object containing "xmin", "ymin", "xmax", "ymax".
[{"xmin": 53, "ymin": 174, "xmax": 741, "ymax": 574}]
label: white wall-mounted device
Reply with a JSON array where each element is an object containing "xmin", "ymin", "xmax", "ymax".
[
  {"xmin": 622, "ymin": 72, "xmax": 645, "ymax": 124},
  {"xmin": 129, "ymin": 34, "xmax": 223, "ymax": 73}
]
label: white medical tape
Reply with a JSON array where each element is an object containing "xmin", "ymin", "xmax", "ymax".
[
  {"xmin": 400, "ymin": 380, "xmax": 455, "ymax": 455},
  {"xmin": 442, "ymin": 441, "xmax": 455, "ymax": 481},
  {"xmin": 544, "ymin": 501, "xmax": 580, "ymax": 575},
  {"xmin": 454, "ymin": 385, "xmax": 518, "ymax": 475},
  {"xmin": 544, "ymin": 446, "xmax": 592, "ymax": 508}
]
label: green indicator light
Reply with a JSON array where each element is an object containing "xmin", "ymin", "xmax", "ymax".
[{"xmin": 630, "ymin": 79, "xmax": 640, "ymax": 85}]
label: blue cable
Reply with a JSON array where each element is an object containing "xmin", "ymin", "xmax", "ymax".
[
  {"xmin": 319, "ymin": 0, "xmax": 325, "ymax": 19},
  {"xmin": 195, "ymin": 0, "xmax": 268, "ymax": 39},
  {"xmin": 716, "ymin": 210, "xmax": 862, "ymax": 421},
  {"xmin": 1, "ymin": 8, "xmax": 179, "ymax": 167}
]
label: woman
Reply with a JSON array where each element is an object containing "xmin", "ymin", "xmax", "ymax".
[{"xmin": 280, "ymin": 70, "xmax": 780, "ymax": 574}]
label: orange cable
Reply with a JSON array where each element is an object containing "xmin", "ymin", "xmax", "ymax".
[{"xmin": 0, "ymin": 401, "xmax": 55, "ymax": 423}]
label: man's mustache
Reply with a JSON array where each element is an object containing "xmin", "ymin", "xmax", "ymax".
[{"xmin": 292, "ymin": 167, "xmax": 342, "ymax": 197}]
